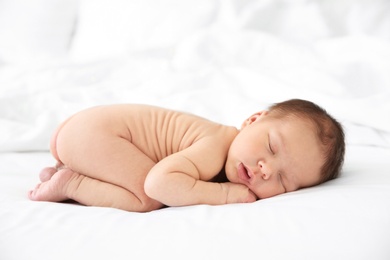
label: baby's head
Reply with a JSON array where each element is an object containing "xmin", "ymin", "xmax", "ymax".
[
  {"xmin": 225, "ymin": 98, "xmax": 345, "ymax": 199},
  {"xmin": 267, "ymin": 99, "xmax": 345, "ymax": 184}
]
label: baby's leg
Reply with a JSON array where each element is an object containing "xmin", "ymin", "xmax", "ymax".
[
  {"xmin": 45, "ymin": 108, "xmax": 163, "ymax": 212},
  {"xmin": 29, "ymin": 168, "xmax": 149, "ymax": 211}
]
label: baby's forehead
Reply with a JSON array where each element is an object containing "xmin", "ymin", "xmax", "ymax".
[{"xmin": 270, "ymin": 114, "xmax": 323, "ymax": 149}]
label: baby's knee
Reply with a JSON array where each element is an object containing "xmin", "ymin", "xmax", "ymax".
[{"xmin": 137, "ymin": 196, "xmax": 164, "ymax": 212}]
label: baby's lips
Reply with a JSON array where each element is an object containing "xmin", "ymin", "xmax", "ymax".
[
  {"xmin": 237, "ymin": 163, "xmax": 250, "ymax": 182},
  {"xmin": 244, "ymin": 164, "xmax": 255, "ymax": 179}
]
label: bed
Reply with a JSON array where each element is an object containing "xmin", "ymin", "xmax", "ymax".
[{"xmin": 1, "ymin": 0, "xmax": 390, "ymax": 259}]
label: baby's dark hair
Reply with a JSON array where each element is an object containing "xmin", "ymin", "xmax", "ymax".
[{"xmin": 268, "ymin": 99, "xmax": 345, "ymax": 184}]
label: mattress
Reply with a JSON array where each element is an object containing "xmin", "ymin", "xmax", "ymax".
[{"xmin": 1, "ymin": 0, "xmax": 390, "ymax": 259}]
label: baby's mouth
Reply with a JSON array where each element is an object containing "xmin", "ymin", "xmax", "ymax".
[{"xmin": 238, "ymin": 163, "xmax": 251, "ymax": 182}]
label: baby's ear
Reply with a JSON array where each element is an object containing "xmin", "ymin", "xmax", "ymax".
[{"xmin": 240, "ymin": 110, "xmax": 268, "ymax": 129}]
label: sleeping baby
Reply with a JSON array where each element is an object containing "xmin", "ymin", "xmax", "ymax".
[{"xmin": 28, "ymin": 99, "xmax": 345, "ymax": 212}]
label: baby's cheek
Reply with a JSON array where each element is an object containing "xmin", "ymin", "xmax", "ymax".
[{"xmin": 251, "ymin": 186, "xmax": 280, "ymax": 200}]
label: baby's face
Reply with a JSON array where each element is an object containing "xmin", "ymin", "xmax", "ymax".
[{"xmin": 225, "ymin": 111, "xmax": 324, "ymax": 199}]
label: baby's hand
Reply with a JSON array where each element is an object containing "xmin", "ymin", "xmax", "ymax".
[{"xmin": 222, "ymin": 182, "xmax": 257, "ymax": 204}]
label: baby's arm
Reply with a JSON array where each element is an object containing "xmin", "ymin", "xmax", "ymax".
[{"xmin": 144, "ymin": 138, "xmax": 256, "ymax": 206}]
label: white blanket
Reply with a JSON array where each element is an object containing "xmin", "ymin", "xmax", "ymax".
[{"xmin": 1, "ymin": 0, "xmax": 390, "ymax": 259}]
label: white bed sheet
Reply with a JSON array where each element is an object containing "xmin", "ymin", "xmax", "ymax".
[
  {"xmin": 1, "ymin": 146, "xmax": 390, "ymax": 260},
  {"xmin": 1, "ymin": 0, "xmax": 390, "ymax": 259}
]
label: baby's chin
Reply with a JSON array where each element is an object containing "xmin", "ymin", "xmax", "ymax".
[{"xmin": 224, "ymin": 166, "xmax": 238, "ymax": 182}]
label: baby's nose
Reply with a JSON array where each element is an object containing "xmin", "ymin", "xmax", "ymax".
[{"xmin": 258, "ymin": 161, "xmax": 272, "ymax": 180}]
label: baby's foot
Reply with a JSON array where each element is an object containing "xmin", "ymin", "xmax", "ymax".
[
  {"xmin": 39, "ymin": 162, "xmax": 64, "ymax": 182},
  {"xmin": 28, "ymin": 168, "xmax": 77, "ymax": 202}
]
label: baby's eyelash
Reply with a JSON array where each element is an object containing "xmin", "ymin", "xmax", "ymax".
[
  {"xmin": 268, "ymin": 135, "xmax": 274, "ymax": 154},
  {"xmin": 269, "ymin": 142, "xmax": 274, "ymax": 154}
]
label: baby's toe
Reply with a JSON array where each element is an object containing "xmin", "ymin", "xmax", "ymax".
[
  {"xmin": 28, "ymin": 183, "xmax": 41, "ymax": 200},
  {"xmin": 39, "ymin": 167, "xmax": 57, "ymax": 182}
]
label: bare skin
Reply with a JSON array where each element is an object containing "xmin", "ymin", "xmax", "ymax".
[
  {"xmin": 28, "ymin": 104, "xmax": 324, "ymax": 212},
  {"xmin": 31, "ymin": 165, "xmax": 74, "ymax": 202}
]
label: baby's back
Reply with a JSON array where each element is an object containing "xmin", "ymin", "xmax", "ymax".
[{"xmin": 70, "ymin": 104, "xmax": 234, "ymax": 163}]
